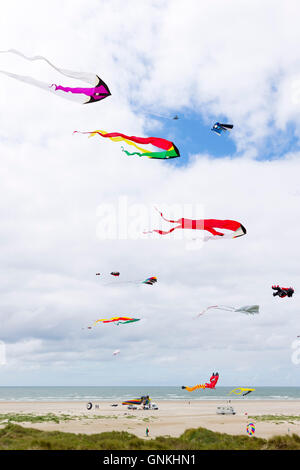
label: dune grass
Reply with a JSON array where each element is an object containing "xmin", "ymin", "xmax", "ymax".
[
  {"xmin": 0, "ymin": 413, "xmax": 118, "ymax": 424},
  {"xmin": 249, "ymin": 415, "xmax": 300, "ymax": 423},
  {"xmin": 0, "ymin": 423, "xmax": 299, "ymax": 450}
]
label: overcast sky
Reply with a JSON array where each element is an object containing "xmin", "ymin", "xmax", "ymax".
[{"xmin": 0, "ymin": 0, "xmax": 299, "ymax": 387}]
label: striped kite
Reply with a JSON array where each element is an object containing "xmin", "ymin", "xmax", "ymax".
[
  {"xmin": 144, "ymin": 208, "xmax": 246, "ymax": 240},
  {"xmin": 74, "ymin": 130, "xmax": 180, "ymax": 159},
  {"xmin": 122, "ymin": 396, "xmax": 151, "ymax": 406},
  {"xmin": 93, "ymin": 317, "xmax": 140, "ymax": 326},
  {"xmin": 0, "ymin": 49, "xmax": 111, "ymax": 104},
  {"xmin": 142, "ymin": 277, "xmax": 157, "ymax": 285},
  {"xmin": 182, "ymin": 372, "xmax": 219, "ymax": 392}
]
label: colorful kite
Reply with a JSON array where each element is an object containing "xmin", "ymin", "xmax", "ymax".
[
  {"xmin": 247, "ymin": 422, "xmax": 255, "ymax": 436},
  {"xmin": 97, "ymin": 273, "xmax": 157, "ymax": 286},
  {"xmin": 142, "ymin": 276, "xmax": 157, "ymax": 285},
  {"xmin": 272, "ymin": 285, "xmax": 294, "ymax": 298},
  {"xmin": 144, "ymin": 208, "xmax": 246, "ymax": 240},
  {"xmin": 197, "ymin": 305, "xmax": 259, "ymax": 317},
  {"xmin": 122, "ymin": 396, "xmax": 150, "ymax": 406},
  {"xmin": 0, "ymin": 49, "xmax": 111, "ymax": 104},
  {"xmin": 122, "ymin": 399, "xmax": 141, "ymax": 406},
  {"xmin": 211, "ymin": 122, "xmax": 234, "ymax": 135},
  {"xmin": 229, "ymin": 388, "xmax": 256, "ymax": 396},
  {"xmin": 93, "ymin": 317, "xmax": 140, "ymax": 326},
  {"xmin": 74, "ymin": 130, "xmax": 180, "ymax": 159},
  {"xmin": 182, "ymin": 372, "xmax": 219, "ymax": 392}
]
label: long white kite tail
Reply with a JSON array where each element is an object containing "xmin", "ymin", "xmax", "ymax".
[
  {"xmin": 0, "ymin": 49, "xmax": 96, "ymax": 84},
  {"xmin": 196, "ymin": 305, "xmax": 237, "ymax": 318},
  {"xmin": 196, "ymin": 305, "xmax": 219, "ymax": 317}
]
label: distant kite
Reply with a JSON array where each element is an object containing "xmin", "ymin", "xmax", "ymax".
[
  {"xmin": 142, "ymin": 277, "xmax": 157, "ymax": 285},
  {"xmin": 272, "ymin": 285, "xmax": 294, "ymax": 298},
  {"xmin": 182, "ymin": 372, "xmax": 219, "ymax": 392},
  {"xmin": 96, "ymin": 272, "xmax": 120, "ymax": 277},
  {"xmin": 197, "ymin": 305, "xmax": 259, "ymax": 317},
  {"xmin": 211, "ymin": 122, "xmax": 233, "ymax": 135},
  {"xmin": 0, "ymin": 49, "xmax": 111, "ymax": 104},
  {"xmin": 74, "ymin": 130, "xmax": 180, "ymax": 159},
  {"xmin": 112, "ymin": 350, "xmax": 120, "ymax": 356},
  {"xmin": 229, "ymin": 388, "xmax": 255, "ymax": 396},
  {"xmin": 97, "ymin": 273, "xmax": 157, "ymax": 286},
  {"xmin": 144, "ymin": 208, "xmax": 246, "ymax": 240},
  {"xmin": 93, "ymin": 317, "xmax": 140, "ymax": 326}
]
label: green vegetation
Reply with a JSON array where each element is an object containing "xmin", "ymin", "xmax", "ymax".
[
  {"xmin": 0, "ymin": 413, "xmax": 75, "ymax": 424},
  {"xmin": 0, "ymin": 423, "xmax": 299, "ymax": 450},
  {"xmin": 0, "ymin": 413, "xmax": 118, "ymax": 424},
  {"xmin": 250, "ymin": 415, "xmax": 300, "ymax": 424}
]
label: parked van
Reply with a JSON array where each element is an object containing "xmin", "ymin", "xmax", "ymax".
[{"xmin": 216, "ymin": 405, "xmax": 236, "ymax": 415}]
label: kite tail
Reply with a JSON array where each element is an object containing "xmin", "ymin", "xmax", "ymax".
[
  {"xmin": 154, "ymin": 207, "xmax": 180, "ymax": 224},
  {"xmin": 196, "ymin": 306, "xmax": 219, "ymax": 317},
  {"xmin": 143, "ymin": 208, "xmax": 183, "ymax": 235},
  {"xmin": 143, "ymin": 226, "xmax": 181, "ymax": 235},
  {"xmin": 121, "ymin": 146, "xmax": 142, "ymax": 157},
  {"xmin": 182, "ymin": 384, "xmax": 205, "ymax": 392},
  {"xmin": 0, "ymin": 49, "xmax": 96, "ymax": 85}
]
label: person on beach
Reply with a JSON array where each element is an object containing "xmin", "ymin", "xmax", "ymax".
[{"xmin": 146, "ymin": 427, "xmax": 149, "ymax": 437}]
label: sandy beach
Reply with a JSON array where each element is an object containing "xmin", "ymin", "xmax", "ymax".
[{"xmin": 0, "ymin": 400, "xmax": 299, "ymax": 439}]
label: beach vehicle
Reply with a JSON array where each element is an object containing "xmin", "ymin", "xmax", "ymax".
[
  {"xmin": 127, "ymin": 405, "xmax": 137, "ymax": 410},
  {"xmin": 143, "ymin": 403, "xmax": 158, "ymax": 410},
  {"xmin": 216, "ymin": 405, "xmax": 236, "ymax": 415}
]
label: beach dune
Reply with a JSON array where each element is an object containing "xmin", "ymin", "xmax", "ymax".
[{"xmin": 0, "ymin": 400, "xmax": 299, "ymax": 439}]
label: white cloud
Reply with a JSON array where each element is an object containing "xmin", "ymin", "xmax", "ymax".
[{"xmin": 0, "ymin": 0, "xmax": 299, "ymax": 386}]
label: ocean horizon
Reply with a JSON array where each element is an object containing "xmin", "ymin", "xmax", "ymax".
[{"xmin": 0, "ymin": 386, "xmax": 299, "ymax": 402}]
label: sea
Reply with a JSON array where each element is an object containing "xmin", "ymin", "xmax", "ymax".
[{"xmin": 0, "ymin": 386, "xmax": 299, "ymax": 402}]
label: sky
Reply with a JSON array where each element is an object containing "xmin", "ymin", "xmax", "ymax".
[{"xmin": 0, "ymin": 0, "xmax": 300, "ymax": 387}]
